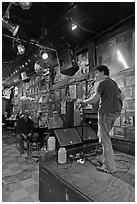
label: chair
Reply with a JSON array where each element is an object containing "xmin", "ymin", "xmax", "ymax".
[
  {"xmin": 16, "ymin": 132, "xmax": 41, "ymax": 161},
  {"xmin": 26, "ymin": 132, "xmax": 41, "ymax": 160}
]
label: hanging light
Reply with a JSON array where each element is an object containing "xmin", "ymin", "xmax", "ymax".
[
  {"xmin": 12, "ymin": 39, "xmax": 25, "ymax": 55},
  {"xmin": 42, "ymin": 52, "xmax": 48, "ymax": 60},
  {"xmin": 2, "ymin": 18, "xmax": 19, "ymax": 36},
  {"xmin": 17, "ymin": 43, "xmax": 25, "ymax": 55}
]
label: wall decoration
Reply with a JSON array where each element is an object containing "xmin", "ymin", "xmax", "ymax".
[
  {"xmin": 81, "ymin": 81, "xmax": 86, "ymax": 99},
  {"xmin": 61, "ymin": 100, "xmax": 66, "ymax": 114},
  {"xmin": 53, "ymin": 65, "xmax": 61, "ymax": 84},
  {"xmin": 74, "ymin": 49, "xmax": 89, "ymax": 79},
  {"xmin": 61, "ymin": 88, "xmax": 66, "ymax": 100},
  {"xmin": 54, "ymin": 90, "xmax": 60, "ymax": 100},
  {"xmin": 77, "ymin": 83, "xmax": 82, "ymax": 99},
  {"xmin": 121, "ymin": 115, "xmax": 134, "ymax": 127},
  {"xmin": 69, "ymin": 85, "xmax": 76, "ymax": 99},
  {"xmin": 77, "ymin": 50, "xmax": 89, "ymax": 74},
  {"xmin": 114, "ymin": 127, "xmax": 125, "ymax": 137}
]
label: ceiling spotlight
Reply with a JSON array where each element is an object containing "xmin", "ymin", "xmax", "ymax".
[
  {"xmin": 42, "ymin": 52, "xmax": 48, "ymax": 60},
  {"xmin": 18, "ymin": 2, "xmax": 32, "ymax": 10},
  {"xmin": 2, "ymin": 18, "xmax": 19, "ymax": 36},
  {"xmin": 17, "ymin": 43, "xmax": 25, "ymax": 55},
  {"xmin": 71, "ymin": 23, "xmax": 78, "ymax": 31}
]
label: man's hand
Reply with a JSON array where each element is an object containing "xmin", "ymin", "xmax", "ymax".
[{"xmin": 77, "ymin": 98, "xmax": 84, "ymax": 105}]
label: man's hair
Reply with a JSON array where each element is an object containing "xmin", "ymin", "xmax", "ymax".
[{"xmin": 94, "ymin": 65, "xmax": 109, "ymax": 76}]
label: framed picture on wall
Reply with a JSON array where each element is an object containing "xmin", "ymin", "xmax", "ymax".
[
  {"xmin": 76, "ymin": 81, "xmax": 87, "ymax": 99},
  {"xmin": 74, "ymin": 49, "xmax": 90, "ymax": 79},
  {"xmin": 54, "ymin": 90, "xmax": 60, "ymax": 100},
  {"xmin": 77, "ymin": 82, "xmax": 82, "ymax": 99},
  {"xmin": 69, "ymin": 85, "xmax": 76, "ymax": 99},
  {"xmin": 121, "ymin": 114, "xmax": 134, "ymax": 127},
  {"xmin": 61, "ymin": 88, "xmax": 66, "ymax": 100},
  {"xmin": 81, "ymin": 81, "xmax": 87, "ymax": 99},
  {"xmin": 77, "ymin": 49, "xmax": 89, "ymax": 74}
]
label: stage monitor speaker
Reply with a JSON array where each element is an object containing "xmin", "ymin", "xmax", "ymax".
[
  {"xmin": 59, "ymin": 46, "xmax": 79, "ymax": 76},
  {"xmin": 75, "ymin": 126, "xmax": 98, "ymax": 142},
  {"xmin": 54, "ymin": 128, "xmax": 82, "ymax": 147}
]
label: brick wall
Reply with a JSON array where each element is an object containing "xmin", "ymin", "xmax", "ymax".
[
  {"xmin": 112, "ymin": 68, "xmax": 135, "ymax": 141},
  {"xmin": 95, "ymin": 22, "xmax": 135, "ymax": 142}
]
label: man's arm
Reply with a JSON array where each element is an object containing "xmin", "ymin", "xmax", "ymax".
[{"xmin": 81, "ymin": 92, "xmax": 100, "ymax": 105}]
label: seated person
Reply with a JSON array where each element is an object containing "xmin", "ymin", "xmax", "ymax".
[
  {"xmin": 48, "ymin": 111, "xmax": 63, "ymax": 129},
  {"xmin": 16, "ymin": 110, "xmax": 34, "ymax": 154},
  {"xmin": 2, "ymin": 112, "xmax": 7, "ymax": 124},
  {"xmin": 38, "ymin": 112, "xmax": 49, "ymax": 128},
  {"xmin": 2, "ymin": 112, "xmax": 8, "ymax": 130}
]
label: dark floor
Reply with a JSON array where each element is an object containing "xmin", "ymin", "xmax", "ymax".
[{"xmin": 2, "ymin": 131, "xmax": 135, "ymax": 202}]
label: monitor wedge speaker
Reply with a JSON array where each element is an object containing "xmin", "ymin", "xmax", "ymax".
[
  {"xmin": 54, "ymin": 128, "xmax": 82, "ymax": 147},
  {"xmin": 75, "ymin": 126, "xmax": 98, "ymax": 142}
]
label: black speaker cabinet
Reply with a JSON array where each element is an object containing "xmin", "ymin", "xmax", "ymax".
[
  {"xmin": 75, "ymin": 126, "xmax": 98, "ymax": 142},
  {"xmin": 59, "ymin": 46, "xmax": 79, "ymax": 76},
  {"xmin": 54, "ymin": 128, "xmax": 82, "ymax": 147}
]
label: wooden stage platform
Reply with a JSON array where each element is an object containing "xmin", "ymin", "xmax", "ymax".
[{"xmin": 39, "ymin": 151, "xmax": 135, "ymax": 202}]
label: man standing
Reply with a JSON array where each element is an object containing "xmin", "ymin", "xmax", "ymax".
[
  {"xmin": 79, "ymin": 65, "xmax": 125, "ymax": 174},
  {"xmin": 16, "ymin": 110, "xmax": 34, "ymax": 154}
]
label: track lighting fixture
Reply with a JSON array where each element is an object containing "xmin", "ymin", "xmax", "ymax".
[
  {"xmin": 2, "ymin": 18, "xmax": 19, "ymax": 36},
  {"xmin": 2, "ymin": 2, "xmax": 32, "ymax": 37}
]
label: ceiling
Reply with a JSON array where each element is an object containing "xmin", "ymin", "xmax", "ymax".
[{"xmin": 2, "ymin": 2, "xmax": 135, "ymax": 86}]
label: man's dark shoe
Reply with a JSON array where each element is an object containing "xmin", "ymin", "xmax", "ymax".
[{"xmin": 97, "ymin": 166, "xmax": 110, "ymax": 174}]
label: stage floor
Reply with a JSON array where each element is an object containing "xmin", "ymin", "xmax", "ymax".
[{"xmin": 40, "ymin": 151, "xmax": 135, "ymax": 202}]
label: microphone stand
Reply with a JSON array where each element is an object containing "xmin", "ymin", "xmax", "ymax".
[
  {"xmin": 78, "ymin": 79, "xmax": 96, "ymax": 162},
  {"xmin": 80, "ymin": 103, "xmax": 85, "ymax": 162}
]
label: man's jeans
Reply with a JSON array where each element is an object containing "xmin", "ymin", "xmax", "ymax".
[{"xmin": 98, "ymin": 112, "xmax": 119, "ymax": 172}]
